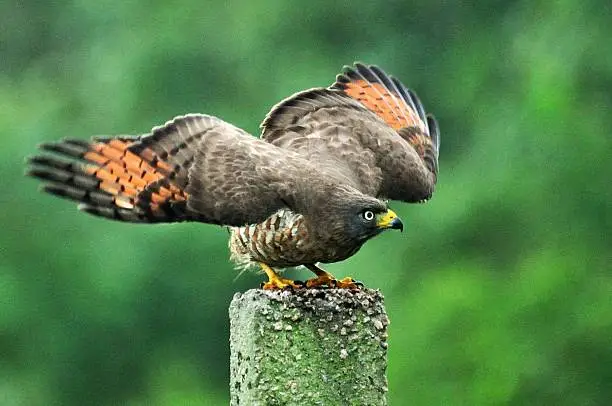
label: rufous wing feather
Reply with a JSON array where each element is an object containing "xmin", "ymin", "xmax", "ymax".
[
  {"xmin": 26, "ymin": 114, "xmax": 211, "ymax": 222},
  {"xmin": 331, "ymin": 63, "xmax": 439, "ymax": 178}
]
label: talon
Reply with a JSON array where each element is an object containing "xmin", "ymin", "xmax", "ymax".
[
  {"xmin": 305, "ymin": 276, "xmax": 362, "ymax": 289},
  {"xmin": 334, "ymin": 277, "xmax": 363, "ymax": 290},
  {"xmin": 303, "ymin": 264, "xmax": 363, "ymax": 290},
  {"xmin": 259, "ymin": 263, "xmax": 303, "ymax": 290},
  {"xmin": 305, "ymin": 274, "xmax": 334, "ymax": 288},
  {"xmin": 262, "ymin": 278, "xmax": 303, "ymax": 290}
]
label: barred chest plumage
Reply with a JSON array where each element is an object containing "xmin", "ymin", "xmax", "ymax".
[{"xmin": 228, "ymin": 209, "xmax": 315, "ymax": 269}]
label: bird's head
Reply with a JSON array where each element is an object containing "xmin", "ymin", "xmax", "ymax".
[
  {"xmin": 345, "ymin": 199, "xmax": 403, "ymax": 242},
  {"xmin": 323, "ymin": 193, "xmax": 403, "ymax": 245},
  {"xmin": 305, "ymin": 185, "xmax": 403, "ymax": 251}
]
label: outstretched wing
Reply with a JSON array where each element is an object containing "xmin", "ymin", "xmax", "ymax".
[
  {"xmin": 261, "ymin": 62, "xmax": 439, "ymax": 203},
  {"xmin": 28, "ymin": 114, "xmax": 323, "ymax": 226},
  {"xmin": 27, "ymin": 115, "xmax": 202, "ymax": 223}
]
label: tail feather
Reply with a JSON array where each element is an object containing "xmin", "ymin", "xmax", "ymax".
[{"xmin": 27, "ymin": 114, "xmax": 210, "ymax": 223}]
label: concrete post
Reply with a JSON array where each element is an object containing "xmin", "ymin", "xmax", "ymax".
[{"xmin": 229, "ymin": 288, "xmax": 389, "ymax": 405}]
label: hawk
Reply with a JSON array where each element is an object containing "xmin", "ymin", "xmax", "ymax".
[{"xmin": 27, "ymin": 63, "xmax": 439, "ymax": 289}]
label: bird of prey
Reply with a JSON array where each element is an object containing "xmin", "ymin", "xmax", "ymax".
[{"xmin": 27, "ymin": 62, "xmax": 439, "ymax": 290}]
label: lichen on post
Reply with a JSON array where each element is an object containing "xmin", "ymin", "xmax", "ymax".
[{"xmin": 229, "ymin": 288, "xmax": 389, "ymax": 406}]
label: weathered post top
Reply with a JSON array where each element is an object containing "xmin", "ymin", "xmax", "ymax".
[{"xmin": 229, "ymin": 288, "xmax": 389, "ymax": 406}]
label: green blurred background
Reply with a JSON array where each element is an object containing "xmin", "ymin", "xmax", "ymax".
[{"xmin": 2, "ymin": 1, "xmax": 611, "ymax": 405}]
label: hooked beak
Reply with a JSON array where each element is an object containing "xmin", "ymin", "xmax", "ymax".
[{"xmin": 376, "ymin": 209, "xmax": 404, "ymax": 232}]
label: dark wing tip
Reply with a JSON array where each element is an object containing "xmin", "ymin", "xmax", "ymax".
[
  {"xmin": 407, "ymin": 88, "xmax": 427, "ymax": 123},
  {"xmin": 40, "ymin": 183, "xmax": 87, "ymax": 201},
  {"xmin": 61, "ymin": 138, "xmax": 91, "ymax": 147},
  {"xmin": 331, "ymin": 73, "xmax": 351, "ymax": 88},
  {"xmin": 78, "ymin": 203, "xmax": 115, "ymax": 218},
  {"xmin": 38, "ymin": 139, "xmax": 89, "ymax": 158},
  {"xmin": 340, "ymin": 63, "xmax": 367, "ymax": 80},
  {"xmin": 353, "ymin": 62, "xmax": 375, "ymax": 79},
  {"xmin": 331, "ymin": 62, "xmax": 379, "ymax": 88},
  {"xmin": 389, "ymin": 75, "xmax": 418, "ymax": 113},
  {"xmin": 349, "ymin": 62, "xmax": 394, "ymax": 87},
  {"xmin": 426, "ymin": 114, "xmax": 440, "ymax": 155},
  {"xmin": 25, "ymin": 155, "xmax": 42, "ymax": 165},
  {"xmin": 26, "ymin": 167, "xmax": 66, "ymax": 183},
  {"xmin": 77, "ymin": 203, "xmax": 146, "ymax": 222}
]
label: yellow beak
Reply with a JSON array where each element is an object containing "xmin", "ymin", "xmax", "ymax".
[{"xmin": 376, "ymin": 209, "xmax": 404, "ymax": 232}]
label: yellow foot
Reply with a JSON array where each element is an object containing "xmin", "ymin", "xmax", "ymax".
[
  {"xmin": 261, "ymin": 276, "xmax": 303, "ymax": 290},
  {"xmin": 304, "ymin": 265, "xmax": 363, "ymax": 289},
  {"xmin": 305, "ymin": 273, "xmax": 334, "ymax": 288},
  {"xmin": 334, "ymin": 277, "xmax": 364, "ymax": 289},
  {"xmin": 305, "ymin": 275, "xmax": 363, "ymax": 289},
  {"xmin": 259, "ymin": 263, "xmax": 303, "ymax": 290}
]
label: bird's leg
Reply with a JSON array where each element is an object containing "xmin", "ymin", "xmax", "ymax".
[
  {"xmin": 304, "ymin": 264, "xmax": 363, "ymax": 289},
  {"xmin": 260, "ymin": 263, "xmax": 303, "ymax": 290}
]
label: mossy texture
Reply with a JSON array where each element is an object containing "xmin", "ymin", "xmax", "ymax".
[{"xmin": 229, "ymin": 289, "xmax": 389, "ymax": 406}]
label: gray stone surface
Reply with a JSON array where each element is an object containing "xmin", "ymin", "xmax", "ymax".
[{"xmin": 229, "ymin": 288, "xmax": 389, "ymax": 406}]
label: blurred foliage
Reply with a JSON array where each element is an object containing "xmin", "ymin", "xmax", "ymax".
[{"xmin": 1, "ymin": 0, "xmax": 611, "ymax": 405}]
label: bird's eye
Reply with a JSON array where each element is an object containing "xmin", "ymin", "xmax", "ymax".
[{"xmin": 363, "ymin": 210, "xmax": 375, "ymax": 221}]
